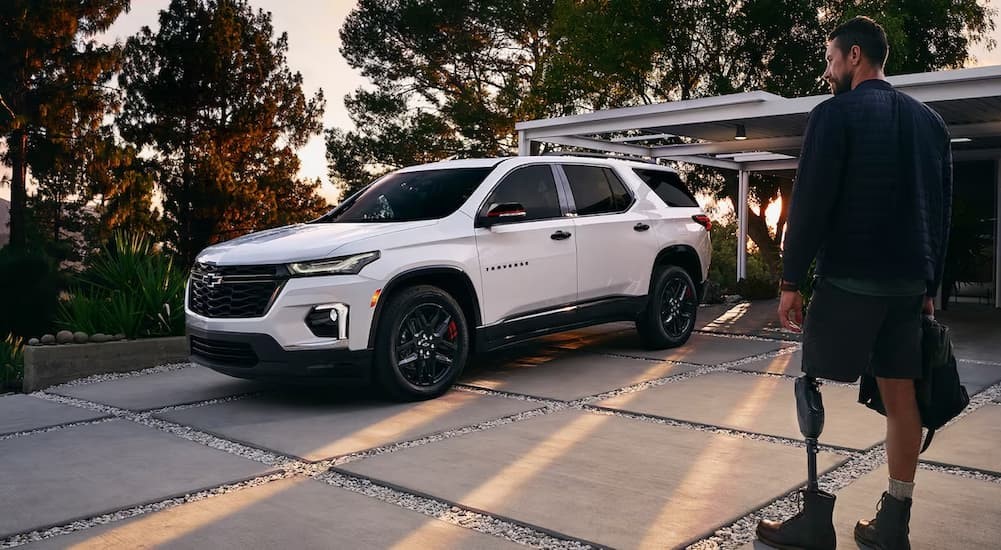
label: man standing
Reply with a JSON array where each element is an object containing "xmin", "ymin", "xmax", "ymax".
[{"xmin": 757, "ymin": 16, "xmax": 952, "ymax": 550}]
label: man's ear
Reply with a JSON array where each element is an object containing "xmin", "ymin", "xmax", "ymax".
[{"xmin": 850, "ymin": 44, "xmax": 863, "ymax": 66}]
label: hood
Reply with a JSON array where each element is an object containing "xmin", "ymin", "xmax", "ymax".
[{"xmin": 195, "ymin": 221, "xmax": 436, "ymax": 265}]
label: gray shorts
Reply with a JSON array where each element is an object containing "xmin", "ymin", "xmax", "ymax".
[{"xmin": 802, "ymin": 278, "xmax": 923, "ymax": 383}]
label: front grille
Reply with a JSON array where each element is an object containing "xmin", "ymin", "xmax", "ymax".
[
  {"xmin": 190, "ymin": 336, "xmax": 258, "ymax": 367},
  {"xmin": 188, "ymin": 263, "xmax": 286, "ymax": 318}
]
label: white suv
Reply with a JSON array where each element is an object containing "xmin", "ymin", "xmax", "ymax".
[{"xmin": 185, "ymin": 155, "xmax": 711, "ymax": 400}]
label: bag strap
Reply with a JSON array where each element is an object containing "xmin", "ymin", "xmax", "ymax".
[{"xmin": 921, "ymin": 427, "xmax": 936, "ymax": 453}]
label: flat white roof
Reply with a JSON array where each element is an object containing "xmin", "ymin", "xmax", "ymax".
[{"xmin": 517, "ymin": 65, "xmax": 1001, "ymax": 171}]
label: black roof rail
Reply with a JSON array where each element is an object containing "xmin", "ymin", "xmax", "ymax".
[{"xmin": 539, "ymin": 151, "xmax": 659, "ymax": 164}]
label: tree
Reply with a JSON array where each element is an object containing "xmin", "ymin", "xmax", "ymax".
[
  {"xmin": 0, "ymin": 0, "xmax": 130, "ymax": 251},
  {"xmin": 119, "ymin": 0, "xmax": 327, "ymax": 264},
  {"xmin": 328, "ymin": 0, "xmax": 558, "ymax": 197}
]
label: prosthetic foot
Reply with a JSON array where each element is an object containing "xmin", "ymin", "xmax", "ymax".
[{"xmin": 756, "ymin": 376, "xmax": 836, "ymax": 550}]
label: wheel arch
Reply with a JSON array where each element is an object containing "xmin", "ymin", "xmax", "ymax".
[
  {"xmin": 367, "ymin": 266, "xmax": 482, "ymax": 349},
  {"xmin": 651, "ymin": 245, "xmax": 704, "ymax": 300}
]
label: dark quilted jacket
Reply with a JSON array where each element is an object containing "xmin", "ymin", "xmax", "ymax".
[{"xmin": 782, "ymin": 79, "xmax": 952, "ymax": 297}]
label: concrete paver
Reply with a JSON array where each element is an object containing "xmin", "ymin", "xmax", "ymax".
[
  {"xmin": 735, "ymin": 353, "xmax": 1001, "ymax": 396},
  {"xmin": 920, "ymin": 404, "xmax": 1001, "ymax": 474},
  {"xmin": 156, "ymin": 389, "xmax": 540, "ymax": 462},
  {"xmin": 731, "ymin": 351, "xmax": 803, "ymax": 377},
  {"xmin": 22, "ymin": 477, "xmax": 520, "ymax": 550},
  {"xmin": 48, "ymin": 366, "xmax": 263, "ymax": 411},
  {"xmin": 566, "ymin": 332, "xmax": 792, "ymax": 365},
  {"xmin": 0, "ymin": 420, "xmax": 273, "ymax": 539},
  {"xmin": 341, "ymin": 409, "xmax": 844, "ymax": 549},
  {"xmin": 746, "ymin": 464, "xmax": 1001, "ymax": 549},
  {"xmin": 957, "ymin": 361, "xmax": 1001, "ymax": 395},
  {"xmin": 0, "ymin": 394, "xmax": 108, "ymax": 436},
  {"xmin": 462, "ymin": 351, "xmax": 700, "ymax": 401},
  {"xmin": 597, "ymin": 372, "xmax": 886, "ymax": 450}
]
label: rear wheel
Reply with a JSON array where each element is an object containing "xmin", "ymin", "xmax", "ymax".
[
  {"xmin": 373, "ymin": 285, "xmax": 469, "ymax": 401},
  {"xmin": 636, "ymin": 265, "xmax": 698, "ymax": 349}
]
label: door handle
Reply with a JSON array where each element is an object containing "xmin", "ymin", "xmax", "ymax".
[
  {"xmin": 550, "ymin": 230, "xmax": 572, "ymax": 241},
  {"xmin": 634, "ymin": 223, "xmax": 650, "ymax": 232}
]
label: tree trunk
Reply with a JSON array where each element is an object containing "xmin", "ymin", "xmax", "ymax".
[{"xmin": 9, "ymin": 130, "xmax": 28, "ymax": 250}]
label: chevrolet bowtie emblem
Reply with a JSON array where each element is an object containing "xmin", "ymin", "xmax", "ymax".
[{"xmin": 204, "ymin": 273, "xmax": 224, "ymax": 288}]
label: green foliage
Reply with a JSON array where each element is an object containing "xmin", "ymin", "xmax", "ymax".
[
  {"xmin": 707, "ymin": 216, "xmax": 774, "ymax": 296},
  {"xmin": 119, "ymin": 0, "xmax": 328, "ymax": 264},
  {"xmin": 56, "ymin": 233, "xmax": 186, "ymax": 339},
  {"xmin": 0, "ymin": 334, "xmax": 24, "ymax": 390},
  {"xmin": 0, "ymin": 247, "xmax": 62, "ymax": 338}
]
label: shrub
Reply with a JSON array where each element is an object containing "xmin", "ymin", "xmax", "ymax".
[
  {"xmin": 56, "ymin": 233, "xmax": 187, "ymax": 339},
  {"xmin": 735, "ymin": 275, "xmax": 779, "ymax": 301},
  {"xmin": 708, "ymin": 217, "xmax": 775, "ymax": 298},
  {"xmin": 0, "ymin": 334, "xmax": 24, "ymax": 391},
  {"xmin": 0, "ymin": 247, "xmax": 62, "ymax": 338}
]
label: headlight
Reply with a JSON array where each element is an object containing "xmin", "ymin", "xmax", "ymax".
[{"xmin": 287, "ymin": 251, "xmax": 380, "ymax": 276}]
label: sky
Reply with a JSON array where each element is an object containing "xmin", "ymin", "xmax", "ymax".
[{"xmin": 2, "ymin": 1, "xmax": 1001, "ymax": 206}]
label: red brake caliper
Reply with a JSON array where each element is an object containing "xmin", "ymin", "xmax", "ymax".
[{"xmin": 447, "ymin": 320, "xmax": 458, "ymax": 340}]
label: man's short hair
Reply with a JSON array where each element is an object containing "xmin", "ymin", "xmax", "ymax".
[{"xmin": 828, "ymin": 16, "xmax": 889, "ymax": 68}]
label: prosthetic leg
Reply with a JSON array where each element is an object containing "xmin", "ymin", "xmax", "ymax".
[{"xmin": 756, "ymin": 376, "xmax": 837, "ymax": 550}]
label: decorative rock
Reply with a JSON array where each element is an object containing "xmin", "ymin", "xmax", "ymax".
[
  {"xmin": 40, "ymin": 334, "xmax": 56, "ymax": 345},
  {"xmin": 28, "ymin": 338, "xmax": 40, "ymax": 346},
  {"xmin": 91, "ymin": 333, "xmax": 111, "ymax": 343},
  {"xmin": 73, "ymin": 331, "xmax": 89, "ymax": 344},
  {"xmin": 113, "ymin": 333, "xmax": 126, "ymax": 341},
  {"xmin": 56, "ymin": 330, "xmax": 74, "ymax": 344}
]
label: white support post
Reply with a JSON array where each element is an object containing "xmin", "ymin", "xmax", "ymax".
[
  {"xmin": 518, "ymin": 130, "xmax": 531, "ymax": 156},
  {"xmin": 737, "ymin": 169, "xmax": 749, "ymax": 280}
]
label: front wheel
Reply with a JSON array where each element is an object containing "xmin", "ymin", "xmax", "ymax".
[
  {"xmin": 636, "ymin": 266, "xmax": 698, "ymax": 349},
  {"xmin": 373, "ymin": 285, "xmax": 470, "ymax": 401}
]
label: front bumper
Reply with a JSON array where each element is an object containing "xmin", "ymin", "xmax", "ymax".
[{"xmin": 187, "ymin": 326, "xmax": 373, "ymax": 383}]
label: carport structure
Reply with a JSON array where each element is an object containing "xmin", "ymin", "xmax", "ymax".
[{"xmin": 516, "ymin": 66, "xmax": 1001, "ymax": 308}]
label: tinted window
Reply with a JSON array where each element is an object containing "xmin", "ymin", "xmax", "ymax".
[
  {"xmin": 604, "ymin": 168, "xmax": 633, "ymax": 210},
  {"xmin": 317, "ymin": 167, "xmax": 492, "ymax": 223},
  {"xmin": 633, "ymin": 168, "xmax": 699, "ymax": 207},
  {"xmin": 563, "ymin": 164, "xmax": 629, "ymax": 215},
  {"xmin": 482, "ymin": 165, "xmax": 562, "ymax": 222}
]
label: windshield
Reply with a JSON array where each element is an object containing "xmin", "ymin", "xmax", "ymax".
[{"xmin": 316, "ymin": 167, "xmax": 493, "ymax": 223}]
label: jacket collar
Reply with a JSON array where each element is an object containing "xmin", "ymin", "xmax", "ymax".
[{"xmin": 854, "ymin": 78, "xmax": 893, "ymax": 91}]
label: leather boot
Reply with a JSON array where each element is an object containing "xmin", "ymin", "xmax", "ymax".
[
  {"xmin": 854, "ymin": 491, "xmax": 912, "ymax": 550},
  {"xmin": 756, "ymin": 490, "xmax": 836, "ymax": 550}
]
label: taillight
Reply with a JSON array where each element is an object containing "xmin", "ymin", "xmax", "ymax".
[{"xmin": 692, "ymin": 214, "xmax": 712, "ymax": 232}]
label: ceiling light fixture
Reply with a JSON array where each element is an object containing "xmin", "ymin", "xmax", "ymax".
[
  {"xmin": 950, "ymin": 137, "xmax": 972, "ymax": 143},
  {"xmin": 735, "ymin": 124, "xmax": 747, "ymax": 141}
]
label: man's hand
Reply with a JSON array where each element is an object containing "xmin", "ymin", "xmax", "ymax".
[
  {"xmin": 778, "ymin": 289, "xmax": 804, "ymax": 333},
  {"xmin": 923, "ymin": 296, "xmax": 935, "ymax": 316}
]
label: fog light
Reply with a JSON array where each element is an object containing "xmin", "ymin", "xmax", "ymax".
[{"xmin": 305, "ymin": 304, "xmax": 349, "ymax": 339}]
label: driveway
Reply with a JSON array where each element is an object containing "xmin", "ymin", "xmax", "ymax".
[{"xmin": 2, "ymin": 304, "xmax": 999, "ymax": 549}]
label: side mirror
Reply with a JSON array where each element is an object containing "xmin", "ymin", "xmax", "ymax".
[{"xmin": 480, "ymin": 203, "xmax": 527, "ymax": 228}]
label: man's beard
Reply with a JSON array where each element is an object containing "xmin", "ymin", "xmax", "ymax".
[{"xmin": 830, "ymin": 73, "xmax": 852, "ymax": 95}]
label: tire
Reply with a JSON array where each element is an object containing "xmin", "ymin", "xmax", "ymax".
[
  {"xmin": 636, "ymin": 265, "xmax": 698, "ymax": 349},
  {"xmin": 373, "ymin": 285, "xmax": 470, "ymax": 401}
]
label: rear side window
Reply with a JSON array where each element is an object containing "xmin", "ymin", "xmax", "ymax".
[
  {"xmin": 482, "ymin": 165, "xmax": 562, "ymax": 222},
  {"xmin": 563, "ymin": 165, "xmax": 633, "ymax": 215},
  {"xmin": 632, "ymin": 168, "xmax": 699, "ymax": 207}
]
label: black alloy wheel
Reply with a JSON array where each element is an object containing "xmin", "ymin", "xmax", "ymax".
[
  {"xmin": 636, "ymin": 265, "xmax": 698, "ymax": 349},
  {"xmin": 395, "ymin": 303, "xmax": 460, "ymax": 387},
  {"xmin": 660, "ymin": 272, "xmax": 698, "ymax": 339},
  {"xmin": 374, "ymin": 285, "xmax": 469, "ymax": 401}
]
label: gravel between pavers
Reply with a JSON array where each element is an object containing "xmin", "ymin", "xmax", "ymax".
[{"xmin": 42, "ymin": 362, "xmax": 192, "ymax": 389}]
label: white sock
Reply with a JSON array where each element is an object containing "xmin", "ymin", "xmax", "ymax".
[{"xmin": 888, "ymin": 477, "xmax": 914, "ymax": 500}]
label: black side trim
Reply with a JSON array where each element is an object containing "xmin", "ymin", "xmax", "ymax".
[
  {"xmin": 475, "ymin": 295, "xmax": 646, "ymax": 352},
  {"xmin": 367, "ymin": 266, "xmax": 482, "ymax": 349}
]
